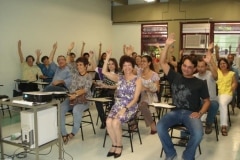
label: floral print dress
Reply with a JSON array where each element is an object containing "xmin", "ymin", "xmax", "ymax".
[{"xmin": 108, "ymin": 75, "xmax": 138, "ymax": 123}]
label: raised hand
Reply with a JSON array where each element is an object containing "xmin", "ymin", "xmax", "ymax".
[
  {"xmin": 165, "ymin": 33, "xmax": 176, "ymax": 46},
  {"xmin": 89, "ymin": 50, "xmax": 94, "ymax": 59},
  {"xmin": 208, "ymin": 42, "xmax": 214, "ymax": 50},
  {"xmin": 53, "ymin": 42, "xmax": 57, "ymax": 50},
  {"xmin": 35, "ymin": 49, "xmax": 42, "ymax": 57},
  {"xmin": 18, "ymin": 40, "xmax": 22, "ymax": 48},
  {"xmin": 215, "ymin": 44, "xmax": 220, "ymax": 52},
  {"xmin": 203, "ymin": 51, "xmax": 211, "ymax": 64},
  {"xmin": 125, "ymin": 45, "xmax": 134, "ymax": 56},
  {"xmin": 68, "ymin": 42, "xmax": 75, "ymax": 51},
  {"xmin": 106, "ymin": 49, "xmax": 112, "ymax": 59}
]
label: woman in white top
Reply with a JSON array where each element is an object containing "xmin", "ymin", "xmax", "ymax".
[{"xmin": 138, "ymin": 55, "xmax": 160, "ymax": 134}]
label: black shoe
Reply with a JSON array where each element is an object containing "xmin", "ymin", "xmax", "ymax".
[
  {"xmin": 205, "ymin": 123, "xmax": 212, "ymax": 134},
  {"xmin": 107, "ymin": 145, "xmax": 116, "ymax": 157},
  {"xmin": 178, "ymin": 139, "xmax": 187, "ymax": 146},
  {"xmin": 100, "ymin": 123, "xmax": 106, "ymax": 129},
  {"xmin": 114, "ymin": 146, "xmax": 123, "ymax": 158}
]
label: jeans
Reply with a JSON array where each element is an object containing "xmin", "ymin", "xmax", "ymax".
[
  {"xmin": 206, "ymin": 100, "xmax": 219, "ymax": 124},
  {"xmin": 61, "ymin": 98, "xmax": 89, "ymax": 136},
  {"xmin": 157, "ymin": 109, "xmax": 203, "ymax": 160}
]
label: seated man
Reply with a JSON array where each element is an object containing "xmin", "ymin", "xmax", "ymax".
[
  {"xmin": 36, "ymin": 42, "xmax": 58, "ymax": 83},
  {"xmin": 194, "ymin": 48, "xmax": 219, "ymax": 134},
  {"xmin": 17, "ymin": 40, "xmax": 44, "ymax": 92},
  {"xmin": 157, "ymin": 33, "xmax": 210, "ymax": 160},
  {"xmin": 43, "ymin": 55, "xmax": 72, "ymax": 92}
]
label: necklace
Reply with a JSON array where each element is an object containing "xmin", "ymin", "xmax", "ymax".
[{"xmin": 79, "ymin": 72, "xmax": 87, "ymax": 76}]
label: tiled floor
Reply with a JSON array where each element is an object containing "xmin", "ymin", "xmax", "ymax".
[{"xmin": 1, "ymin": 104, "xmax": 240, "ymax": 160}]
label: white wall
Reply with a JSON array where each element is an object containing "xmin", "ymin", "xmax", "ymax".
[
  {"xmin": 0, "ymin": 0, "xmax": 113, "ymax": 96},
  {"xmin": 112, "ymin": 24, "xmax": 141, "ymax": 60}
]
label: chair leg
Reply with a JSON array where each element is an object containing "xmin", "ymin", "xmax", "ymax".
[
  {"xmin": 198, "ymin": 144, "xmax": 202, "ymax": 155},
  {"xmin": 160, "ymin": 148, "xmax": 164, "ymax": 158},
  {"xmin": 7, "ymin": 105, "xmax": 12, "ymax": 118},
  {"xmin": 227, "ymin": 105, "xmax": 232, "ymax": 126},
  {"xmin": 88, "ymin": 110, "xmax": 96, "ymax": 134},
  {"xmin": 103, "ymin": 130, "xmax": 108, "ymax": 147},
  {"xmin": 80, "ymin": 124, "xmax": 84, "ymax": 141},
  {"xmin": 1, "ymin": 104, "xmax": 5, "ymax": 116},
  {"xmin": 214, "ymin": 117, "xmax": 219, "ymax": 141}
]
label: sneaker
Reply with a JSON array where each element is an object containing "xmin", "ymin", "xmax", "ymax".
[
  {"xmin": 178, "ymin": 139, "xmax": 187, "ymax": 146},
  {"xmin": 205, "ymin": 123, "xmax": 212, "ymax": 134}
]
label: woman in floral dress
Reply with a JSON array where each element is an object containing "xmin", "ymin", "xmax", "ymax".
[{"xmin": 102, "ymin": 50, "xmax": 142, "ymax": 158}]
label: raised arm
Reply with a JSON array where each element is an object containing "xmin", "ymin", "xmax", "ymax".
[
  {"xmin": 87, "ymin": 51, "xmax": 96, "ymax": 71},
  {"xmin": 102, "ymin": 50, "xmax": 118, "ymax": 82},
  {"xmin": 66, "ymin": 42, "xmax": 75, "ymax": 63},
  {"xmin": 159, "ymin": 33, "xmax": 176, "ymax": 75},
  {"xmin": 168, "ymin": 46, "xmax": 178, "ymax": 72},
  {"xmin": 35, "ymin": 49, "xmax": 42, "ymax": 65},
  {"xmin": 18, "ymin": 40, "xmax": 24, "ymax": 63},
  {"xmin": 49, "ymin": 42, "xmax": 57, "ymax": 63},
  {"xmin": 98, "ymin": 43, "xmax": 102, "ymax": 61},
  {"xmin": 80, "ymin": 41, "xmax": 85, "ymax": 57},
  {"xmin": 215, "ymin": 44, "xmax": 220, "ymax": 61},
  {"xmin": 204, "ymin": 43, "xmax": 218, "ymax": 80},
  {"xmin": 124, "ymin": 45, "xmax": 134, "ymax": 57}
]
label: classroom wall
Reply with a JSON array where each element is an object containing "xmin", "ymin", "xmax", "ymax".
[
  {"xmin": 0, "ymin": 0, "xmax": 112, "ymax": 96},
  {"xmin": 112, "ymin": 0, "xmax": 240, "ymax": 60}
]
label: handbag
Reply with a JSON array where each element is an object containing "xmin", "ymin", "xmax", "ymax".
[{"xmin": 69, "ymin": 93, "xmax": 87, "ymax": 106}]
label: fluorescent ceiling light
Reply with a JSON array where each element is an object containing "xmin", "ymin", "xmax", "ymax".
[{"xmin": 144, "ymin": 0, "xmax": 156, "ymax": 2}]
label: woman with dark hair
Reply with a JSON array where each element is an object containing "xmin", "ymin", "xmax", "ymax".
[
  {"xmin": 138, "ymin": 55, "xmax": 160, "ymax": 134},
  {"xmin": 17, "ymin": 40, "xmax": 44, "ymax": 92},
  {"xmin": 61, "ymin": 57, "xmax": 93, "ymax": 144},
  {"xmin": 217, "ymin": 58, "xmax": 237, "ymax": 136},
  {"xmin": 102, "ymin": 51, "xmax": 142, "ymax": 158},
  {"xmin": 36, "ymin": 42, "xmax": 58, "ymax": 83},
  {"xmin": 94, "ymin": 58, "xmax": 119, "ymax": 129}
]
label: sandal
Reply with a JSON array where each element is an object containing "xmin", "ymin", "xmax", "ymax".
[
  {"xmin": 62, "ymin": 135, "xmax": 68, "ymax": 145},
  {"xmin": 221, "ymin": 126, "xmax": 228, "ymax": 136},
  {"xmin": 130, "ymin": 124, "xmax": 137, "ymax": 131},
  {"xmin": 114, "ymin": 146, "xmax": 123, "ymax": 158},
  {"xmin": 68, "ymin": 133, "xmax": 75, "ymax": 140},
  {"xmin": 107, "ymin": 145, "xmax": 116, "ymax": 157}
]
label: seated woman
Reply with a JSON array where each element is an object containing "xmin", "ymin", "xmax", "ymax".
[
  {"xmin": 138, "ymin": 55, "xmax": 160, "ymax": 134},
  {"xmin": 217, "ymin": 58, "xmax": 237, "ymax": 136},
  {"xmin": 60, "ymin": 57, "xmax": 92, "ymax": 144},
  {"xmin": 94, "ymin": 58, "xmax": 119, "ymax": 129},
  {"xmin": 102, "ymin": 51, "xmax": 142, "ymax": 158}
]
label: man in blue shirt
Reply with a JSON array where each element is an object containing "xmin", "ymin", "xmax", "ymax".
[
  {"xmin": 43, "ymin": 55, "xmax": 72, "ymax": 92},
  {"xmin": 36, "ymin": 42, "xmax": 58, "ymax": 83}
]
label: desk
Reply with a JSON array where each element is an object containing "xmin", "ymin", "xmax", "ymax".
[
  {"xmin": 87, "ymin": 97, "xmax": 112, "ymax": 103},
  {"xmin": 149, "ymin": 103, "xmax": 175, "ymax": 119},
  {"xmin": 0, "ymin": 97, "xmax": 62, "ymax": 160}
]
